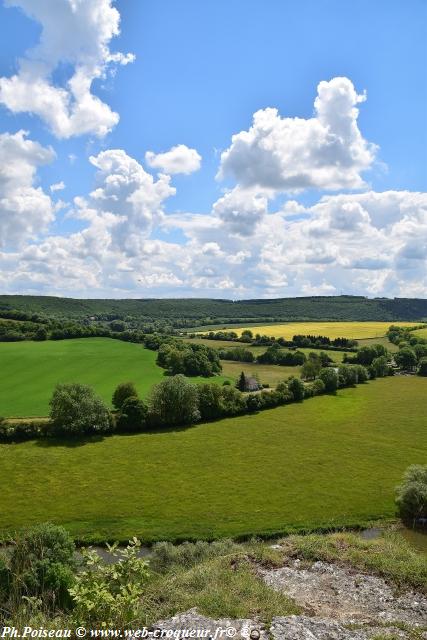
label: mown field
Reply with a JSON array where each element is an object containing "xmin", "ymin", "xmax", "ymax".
[
  {"xmin": 228, "ymin": 321, "xmax": 416, "ymax": 340},
  {"xmin": 221, "ymin": 360, "xmax": 301, "ymax": 386},
  {"xmin": 0, "ymin": 377, "xmax": 425, "ymax": 543},
  {"xmin": 0, "ymin": 338, "xmax": 231, "ymax": 418},
  {"xmin": 414, "ymin": 327, "xmax": 427, "ymax": 339}
]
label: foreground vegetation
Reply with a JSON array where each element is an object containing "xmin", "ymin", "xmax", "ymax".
[
  {"xmin": 0, "ymin": 377, "xmax": 425, "ymax": 542},
  {"xmin": 1, "ymin": 524, "xmax": 425, "ymax": 629}
]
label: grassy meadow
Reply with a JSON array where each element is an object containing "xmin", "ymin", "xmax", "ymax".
[
  {"xmin": 1, "ymin": 376, "xmax": 425, "ymax": 543},
  {"xmin": 221, "ymin": 360, "xmax": 302, "ymax": 386},
  {"xmin": 413, "ymin": 327, "xmax": 427, "ymax": 339},
  {"xmin": 0, "ymin": 338, "xmax": 165, "ymax": 417},
  {"xmin": 229, "ymin": 321, "xmax": 416, "ymax": 340}
]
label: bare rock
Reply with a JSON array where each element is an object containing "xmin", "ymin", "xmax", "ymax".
[
  {"xmin": 261, "ymin": 560, "xmax": 427, "ymax": 625},
  {"xmin": 153, "ymin": 609, "xmax": 268, "ymax": 640},
  {"xmin": 270, "ymin": 615, "xmax": 420, "ymax": 639}
]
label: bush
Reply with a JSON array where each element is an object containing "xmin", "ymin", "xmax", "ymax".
[
  {"xmin": 220, "ymin": 385, "xmax": 247, "ymax": 416},
  {"xmin": 69, "ymin": 539, "xmax": 149, "ymax": 627},
  {"xmin": 287, "ymin": 376, "xmax": 305, "ymax": 401},
  {"xmin": 418, "ymin": 357, "xmax": 427, "ymax": 377},
  {"xmin": 117, "ymin": 396, "xmax": 148, "ymax": 432},
  {"xmin": 394, "ymin": 347, "xmax": 417, "ymax": 371},
  {"xmin": 0, "ymin": 420, "xmax": 51, "ymax": 442},
  {"xmin": 49, "ymin": 383, "xmax": 114, "ymax": 436},
  {"xmin": 246, "ymin": 393, "xmax": 262, "ymax": 412},
  {"xmin": 353, "ymin": 364, "xmax": 369, "ymax": 383},
  {"xmin": 148, "ymin": 375, "xmax": 200, "ymax": 427},
  {"xmin": 197, "ymin": 383, "xmax": 224, "ymax": 421},
  {"xmin": 338, "ymin": 364, "xmax": 358, "ymax": 387},
  {"xmin": 10, "ymin": 523, "xmax": 75, "ymax": 609},
  {"xmin": 319, "ymin": 367, "xmax": 339, "ymax": 392},
  {"xmin": 395, "ymin": 464, "xmax": 427, "ymax": 525},
  {"xmin": 112, "ymin": 382, "xmax": 139, "ymax": 410}
]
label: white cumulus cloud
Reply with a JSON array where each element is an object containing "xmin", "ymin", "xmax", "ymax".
[
  {"xmin": 0, "ymin": 0, "xmax": 134, "ymax": 138},
  {"xmin": 0, "ymin": 130, "xmax": 56, "ymax": 248},
  {"xmin": 218, "ymin": 77, "xmax": 377, "ymax": 192},
  {"xmin": 73, "ymin": 148, "xmax": 176, "ymax": 257},
  {"xmin": 145, "ymin": 144, "xmax": 202, "ymax": 175}
]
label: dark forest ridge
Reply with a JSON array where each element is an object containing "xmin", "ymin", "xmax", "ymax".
[{"xmin": 1, "ymin": 294, "xmax": 427, "ymax": 322}]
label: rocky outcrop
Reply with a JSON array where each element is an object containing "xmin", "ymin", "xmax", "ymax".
[{"xmin": 260, "ymin": 559, "xmax": 427, "ymax": 625}]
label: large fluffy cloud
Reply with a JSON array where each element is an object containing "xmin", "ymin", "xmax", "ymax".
[
  {"xmin": 73, "ymin": 149, "xmax": 176, "ymax": 257},
  {"xmin": 0, "ymin": 0, "xmax": 134, "ymax": 138},
  {"xmin": 212, "ymin": 187, "xmax": 268, "ymax": 236},
  {"xmin": 0, "ymin": 130, "xmax": 56, "ymax": 248},
  {"xmin": 145, "ymin": 145, "xmax": 202, "ymax": 175},
  {"xmin": 218, "ymin": 77, "xmax": 377, "ymax": 192}
]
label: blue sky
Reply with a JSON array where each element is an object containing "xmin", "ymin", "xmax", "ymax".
[{"xmin": 0, "ymin": 0, "xmax": 426, "ymax": 298}]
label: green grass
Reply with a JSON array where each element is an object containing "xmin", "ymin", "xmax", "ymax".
[
  {"xmin": 0, "ymin": 338, "xmax": 166, "ymax": 417},
  {"xmin": 221, "ymin": 360, "xmax": 301, "ymax": 386},
  {"xmin": 0, "ymin": 338, "xmax": 231, "ymax": 417},
  {"xmin": 357, "ymin": 336, "xmax": 398, "ymax": 352},
  {"xmin": 0, "ymin": 377, "xmax": 425, "ymax": 543},
  {"xmin": 413, "ymin": 327, "xmax": 427, "ymax": 339},
  {"xmin": 279, "ymin": 530, "xmax": 427, "ymax": 592}
]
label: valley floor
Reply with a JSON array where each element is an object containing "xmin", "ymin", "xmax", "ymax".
[{"xmin": 1, "ymin": 377, "xmax": 425, "ymax": 543}]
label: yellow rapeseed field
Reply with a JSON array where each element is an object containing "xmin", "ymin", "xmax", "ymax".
[{"xmin": 230, "ymin": 321, "xmax": 418, "ymax": 340}]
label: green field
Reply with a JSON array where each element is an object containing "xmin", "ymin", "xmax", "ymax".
[
  {"xmin": 221, "ymin": 360, "xmax": 302, "ymax": 386},
  {"xmin": 414, "ymin": 327, "xmax": 427, "ymax": 339},
  {"xmin": 0, "ymin": 338, "xmax": 230, "ymax": 418},
  {"xmin": 227, "ymin": 321, "xmax": 416, "ymax": 340},
  {"xmin": 0, "ymin": 376, "xmax": 425, "ymax": 543}
]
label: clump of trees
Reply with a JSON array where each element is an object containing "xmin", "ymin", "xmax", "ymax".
[
  {"xmin": 218, "ymin": 346, "xmax": 255, "ymax": 362},
  {"xmin": 257, "ymin": 344, "xmax": 306, "ymax": 366},
  {"xmin": 50, "ymin": 383, "xmax": 114, "ymax": 436},
  {"xmin": 395, "ymin": 464, "xmax": 427, "ymax": 526},
  {"xmin": 156, "ymin": 340, "xmax": 222, "ymax": 377}
]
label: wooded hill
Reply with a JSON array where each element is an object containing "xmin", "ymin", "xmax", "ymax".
[{"xmin": 0, "ymin": 294, "xmax": 427, "ymax": 324}]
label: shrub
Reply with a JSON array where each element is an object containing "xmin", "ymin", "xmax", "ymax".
[
  {"xmin": 220, "ymin": 385, "xmax": 247, "ymax": 416},
  {"xmin": 312, "ymin": 378, "xmax": 326, "ymax": 395},
  {"xmin": 10, "ymin": 523, "xmax": 75, "ymax": 609},
  {"xmin": 319, "ymin": 367, "xmax": 339, "ymax": 392},
  {"xmin": 148, "ymin": 375, "xmax": 200, "ymax": 427},
  {"xmin": 112, "ymin": 382, "xmax": 139, "ymax": 410},
  {"xmin": 418, "ymin": 357, "xmax": 427, "ymax": 377},
  {"xmin": 49, "ymin": 383, "xmax": 114, "ymax": 436},
  {"xmin": 69, "ymin": 539, "xmax": 149, "ymax": 627},
  {"xmin": 371, "ymin": 356, "xmax": 390, "ymax": 378},
  {"xmin": 246, "ymin": 393, "xmax": 262, "ymax": 412},
  {"xmin": 0, "ymin": 420, "xmax": 51, "ymax": 442},
  {"xmin": 338, "ymin": 364, "xmax": 358, "ymax": 387},
  {"xmin": 395, "ymin": 464, "xmax": 427, "ymax": 525},
  {"xmin": 353, "ymin": 364, "xmax": 369, "ymax": 383},
  {"xmin": 197, "ymin": 383, "xmax": 224, "ymax": 421},
  {"xmin": 287, "ymin": 377, "xmax": 305, "ymax": 401},
  {"xmin": 394, "ymin": 347, "xmax": 417, "ymax": 371},
  {"xmin": 117, "ymin": 396, "xmax": 148, "ymax": 432}
]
